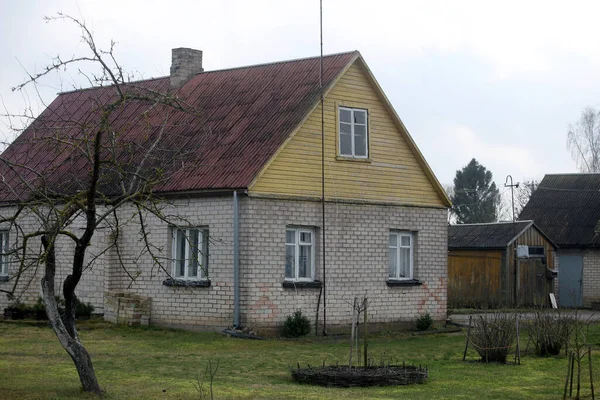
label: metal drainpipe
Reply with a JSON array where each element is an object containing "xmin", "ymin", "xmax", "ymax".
[{"xmin": 233, "ymin": 190, "xmax": 240, "ymax": 328}]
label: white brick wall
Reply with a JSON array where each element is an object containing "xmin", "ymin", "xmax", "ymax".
[
  {"xmin": 0, "ymin": 206, "xmax": 107, "ymax": 312},
  {"xmin": 239, "ymin": 197, "xmax": 448, "ymax": 330},
  {"xmin": 583, "ymin": 249, "xmax": 600, "ymax": 306},
  {"xmin": 106, "ymin": 197, "xmax": 235, "ymax": 329},
  {"xmin": 0, "ymin": 195, "xmax": 448, "ymax": 333}
]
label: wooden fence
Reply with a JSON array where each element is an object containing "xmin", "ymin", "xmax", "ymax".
[
  {"xmin": 448, "ymin": 250, "xmax": 551, "ymax": 308},
  {"xmin": 448, "ymin": 250, "xmax": 504, "ymax": 309}
]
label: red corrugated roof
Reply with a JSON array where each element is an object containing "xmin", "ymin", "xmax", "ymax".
[{"xmin": 0, "ymin": 51, "xmax": 358, "ymax": 202}]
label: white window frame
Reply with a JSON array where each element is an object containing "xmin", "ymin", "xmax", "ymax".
[
  {"xmin": 0, "ymin": 231, "xmax": 7, "ymax": 276},
  {"xmin": 285, "ymin": 227, "xmax": 315, "ymax": 282},
  {"xmin": 389, "ymin": 231, "xmax": 414, "ymax": 280},
  {"xmin": 171, "ymin": 227, "xmax": 208, "ymax": 281},
  {"xmin": 338, "ymin": 106, "xmax": 368, "ymax": 158}
]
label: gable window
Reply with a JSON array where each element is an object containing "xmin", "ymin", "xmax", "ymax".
[
  {"xmin": 339, "ymin": 107, "xmax": 368, "ymax": 158},
  {"xmin": 389, "ymin": 232, "xmax": 413, "ymax": 280},
  {"xmin": 172, "ymin": 228, "xmax": 208, "ymax": 280},
  {"xmin": 0, "ymin": 231, "xmax": 7, "ymax": 276},
  {"xmin": 285, "ymin": 227, "xmax": 315, "ymax": 281}
]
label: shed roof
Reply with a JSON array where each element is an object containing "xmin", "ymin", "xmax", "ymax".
[
  {"xmin": 448, "ymin": 220, "xmax": 536, "ymax": 249},
  {"xmin": 519, "ymin": 173, "xmax": 600, "ymax": 248}
]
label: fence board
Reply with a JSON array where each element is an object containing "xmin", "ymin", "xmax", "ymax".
[{"xmin": 448, "ymin": 250, "xmax": 504, "ymax": 308}]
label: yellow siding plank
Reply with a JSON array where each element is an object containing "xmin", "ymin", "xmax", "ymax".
[{"xmin": 250, "ymin": 61, "xmax": 445, "ymax": 207}]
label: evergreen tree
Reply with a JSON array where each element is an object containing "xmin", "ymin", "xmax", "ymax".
[{"xmin": 451, "ymin": 158, "xmax": 500, "ymax": 224}]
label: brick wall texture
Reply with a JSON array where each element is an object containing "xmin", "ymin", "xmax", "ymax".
[
  {"xmin": 583, "ymin": 249, "xmax": 600, "ymax": 306},
  {"xmin": 0, "ymin": 195, "xmax": 448, "ymax": 332}
]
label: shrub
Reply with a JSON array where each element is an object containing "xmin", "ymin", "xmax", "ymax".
[
  {"xmin": 469, "ymin": 312, "xmax": 516, "ymax": 363},
  {"xmin": 283, "ymin": 310, "xmax": 311, "ymax": 338},
  {"xmin": 415, "ymin": 312, "xmax": 433, "ymax": 331},
  {"xmin": 3, "ymin": 300, "xmax": 30, "ymax": 320},
  {"xmin": 56, "ymin": 296, "xmax": 94, "ymax": 320},
  {"xmin": 3, "ymin": 297, "xmax": 93, "ymax": 321},
  {"xmin": 32, "ymin": 297, "xmax": 48, "ymax": 320},
  {"xmin": 76, "ymin": 301, "xmax": 95, "ymax": 319},
  {"xmin": 525, "ymin": 309, "xmax": 574, "ymax": 356}
]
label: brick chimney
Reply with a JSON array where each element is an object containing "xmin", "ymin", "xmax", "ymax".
[{"xmin": 170, "ymin": 48, "xmax": 203, "ymax": 88}]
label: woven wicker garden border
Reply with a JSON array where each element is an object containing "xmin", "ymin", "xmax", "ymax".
[{"xmin": 290, "ymin": 364, "xmax": 428, "ymax": 387}]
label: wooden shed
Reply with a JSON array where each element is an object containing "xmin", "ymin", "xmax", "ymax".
[{"xmin": 448, "ymin": 220, "xmax": 557, "ymax": 308}]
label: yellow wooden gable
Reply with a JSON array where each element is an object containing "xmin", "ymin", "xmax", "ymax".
[{"xmin": 249, "ymin": 55, "xmax": 450, "ymax": 208}]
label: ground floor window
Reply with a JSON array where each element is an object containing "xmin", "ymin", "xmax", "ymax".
[
  {"xmin": 389, "ymin": 231, "xmax": 414, "ymax": 280},
  {"xmin": 285, "ymin": 227, "xmax": 315, "ymax": 281},
  {"xmin": 0, "ymin": 231, "xmax": 7, "ymax": 276},
  {"xmin": 172, "ymin": 228, "xmax": 208, "ymax": 280}
]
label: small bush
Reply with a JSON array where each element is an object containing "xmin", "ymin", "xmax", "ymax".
[
  {"xmin": 415, "ymin": 312, "xmax": 433, "ymax": 331},
  {"xmin": 469, "ymin": 312, "xmax": 516, "ymax": 363},
  {"xmin": 3, "ymin": 297, "xmax": 94, "ymax": 321},
  {"xmin": 283, "ymin": 310, "xmax": 311, "ymax": 338},
  {"xmin": 32, "ymin": 297, "xmax": 48, "ymax": 320},
  {"xmin": 3, "ymin": 300, "xmax": 30, "ymax": 320},
  {"xmin": 525, "ymin": 309, "xmax": 574, "ymax": 356},
  {"xmin": 76, "ymin": 301, "xmax": 95, "ymax": 319}
]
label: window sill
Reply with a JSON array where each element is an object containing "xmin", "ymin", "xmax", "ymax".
[
  {"xmin": 335, "ymin": 156, "xmax": 371, "ymax": 163},
  {"xmin": 282, "ymin": 280, "xmax": 322, "ymax": 289},
  {"xmin": 0, "ymin": 275, "xmax": 8, "ymax": 283},
  {"xmin": 163, "ymin": 278, "xmax": 211, "ymax": 288},
  {"xmin": 386, "ymin": 279, "xmax": 422, "ymax": 287}
]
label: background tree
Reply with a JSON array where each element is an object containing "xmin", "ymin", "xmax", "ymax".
[
  {"xmin": 450, "ymin": 158, "xmax": 500, "ymax": 224},
  {"xmin": 495, "ymin": 192, "xmax": 512, "ymax": 222},
  {"xmin": 0, "ymin": 14, "xmax": 203, "ymax": 393},
  {"xmin": 515, "ymin": 179, "xmax": 539, "ymax": 218},
  {"xmin": 567, "ymin": 107, "xmax": 600, "ymax": 172}
]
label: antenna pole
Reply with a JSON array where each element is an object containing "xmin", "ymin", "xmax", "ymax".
[
  {"xmin": 320, "ymin": 0, "xmax": 327, "ymax": 336},
  {"xmin": 505, "ymin": 175, "xmax": 519, "ymax": 306}
]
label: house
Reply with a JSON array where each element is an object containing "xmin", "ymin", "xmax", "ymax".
[
  {"xmin": 0, "ymin": 48, "xmax": 450, "ymax": 333},
  {"xmin": 519, "ymin": 173, "xmax": 600, "ymax": 308},
  {"xmin": 448, "ymin": 221, "xmax": 556, "ymax": 308}
]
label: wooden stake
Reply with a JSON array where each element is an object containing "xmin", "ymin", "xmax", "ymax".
[
  {"xmin": 516, "ymin": 316, "xmax": 521, "ymax": 365},
  {"xmin": 363, "ymin": 297, "xmax": 368, "ymax": 368},
  {"xmin": 577, "ymin": 354, "xmax": 582, "ymax": 400},
  {"xmin": 570, "ymin": 352, "xmax": 575, "ymax": 398},
  {"xmin": 589, "ymin": 347, "xmax": 595, "ymax": 400},
  {"xmin": 564, "ymin": 352, "xmax": 572, "ymax": 400},
  {"xmin": 349, "ymin": 297, "xmax": 357, "ymax": 368},
  {"xmin": 463, "ymin": 315, "xmax": 472, "ymax": 362},
  {"xmin": 315, "ymin": 287, "xmax": 322, "ymax": 336}
]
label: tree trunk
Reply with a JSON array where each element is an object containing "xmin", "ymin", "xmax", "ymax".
[{"xmin": 41, "ymin": 235, "xmax": 101, "ymax": 394}]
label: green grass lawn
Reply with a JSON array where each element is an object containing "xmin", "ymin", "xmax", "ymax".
[{"xmin": 1, "ymin": 320, "xmax": 598, "ymax": 399}]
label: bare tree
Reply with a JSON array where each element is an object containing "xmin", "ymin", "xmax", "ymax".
[
  {"xmin": 0, "ymin": 14, "xmax": 203, "ymax": 393},
  {"xmin": 515, "ymin": 179, "xmax": 539, "ymax": 218},
  {"xmin": 443, "ymin": 184, "xmax": 455, "ymax": 224},
  {"xmin": 496, "ymin": 190, "xmax": 511, "ymax": 222},
  {"xmin": 567, "ymin": 107, "xmax": 600, "ymax": 173}
]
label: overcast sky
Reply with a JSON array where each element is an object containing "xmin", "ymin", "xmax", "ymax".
[{"xmin": 2, "ymin": 0, "xmax": 598, "ymax": 194}]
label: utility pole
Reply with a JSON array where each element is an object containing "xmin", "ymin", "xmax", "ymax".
[
  {"xmin": 505, "ymin": 175, "xmax": 519, "ymax": 306},
  {"xmin": 505, "ymin": 175, "xmax": 519, "ymax": 223},
  {"xmin": 319, "ymin": 0, "xmax": 327, "ymax": 336}
]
